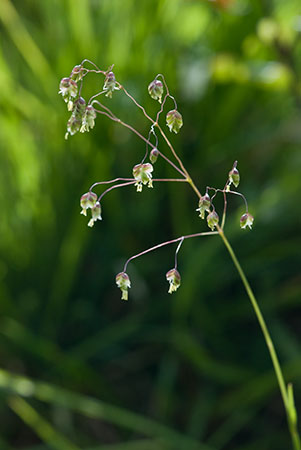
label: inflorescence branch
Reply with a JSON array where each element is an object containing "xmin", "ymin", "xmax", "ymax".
[{"xmin": 58, "ymin": 60, "xmax": 253, "ymax": 298}]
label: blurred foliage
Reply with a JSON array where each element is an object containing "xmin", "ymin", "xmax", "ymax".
[{"xmin": 0, "ymin": 0, "xmax": 301, "ymax": 449}]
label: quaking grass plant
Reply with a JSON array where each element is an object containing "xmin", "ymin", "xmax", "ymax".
[{"xmin": 59, "ymin": 60, "xmax": 300, "ymax": 449}]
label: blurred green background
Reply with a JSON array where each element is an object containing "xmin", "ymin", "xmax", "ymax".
[{"xmin": 0, "ymin": 0, "xmax": 301, "ymax": 449}]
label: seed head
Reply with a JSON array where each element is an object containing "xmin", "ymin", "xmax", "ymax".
[
  {"xmin": 80, "ymin": 105, "xmax": 97, "ymax": 133},
  {"xmin": 80, "ymin": 191, "xmax": 98, "ymax": 216},
  {"xmin": 149, "ymin": 148, "xmax": 159, "ymax": 164},
  {"xmin": 196, "ymin": 193, "xmax": 211, "ymax": 219},
  {"xmin": 59, "ymin": 77, "xmax": 78, "ymax": 107},
  {"xmin": 133, "ymin": 163, "xmax": 154, "ymax": 192},
  {"xmin": 71, "ymin": 65, "xmax": 85, "ymax": 82},
  {"xmin": 87, "ymin": 202, "xmax": 102, "ymax": 227},
  {"xmin": 73, "ymin": 97, "xmax": 86, "ymax": 118},
  {"xmin": 103, "ymin": 71, "xmax": 118, "ymax": 98},
  {"xmin": 207, "ymin": 210, "xmax": 219, "ymax": 231},
  {"xmin": 240, "ymin": 212, "xmax": 254, "ymax": 230},
  {"xmin": 116, "ymin": 272, "xmax": 131, "ymax": 301},
  {"xmin": 66, "ymin": 115, "xmax": 81, "ymax": 138},
  {"xmin": 229, "ymin": 166, "xmax": 240, "ymax": 188},
  {"xmin": 148, "ymin": 79, "xmax": 164, "ymax": 103},
  {"xmin": 166, "ymin": 109, "xmax": 183, "ymax": 134},
  {"xmin": 166, "ymin": 268, "xmax": 181, "ymax": 294},
  {"xmin": 59, "ymin": 78, "xmax": 78, "ymax": 103},
  {"xmin": 65, "ymin": 97, "xmax": 87, "ymax": 138}
]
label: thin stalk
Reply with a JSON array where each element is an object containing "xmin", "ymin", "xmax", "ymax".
[
  {"xmin": 97, "ymin": 179, "xmax": 188, "ymax": 202},
  {"xmin": 98, "ymin": 181, "xmax": 136, "ymax": 201},
  {"xmin": 93, "ymin": 108, "xmax": 185, "ymax": 177},
  {"xmin": 118, "ymin": 84, "xmax": 154, "ymax": 123},
  {"xmin": 155, "ymin": 123, "xmax": 202, "ymax": 198},
  {"xmin": 90, "ymin": 178, "xmax": 187, "ymax": 191},
  {"xmin": 206, "ymin": 186, "xmax": 248, "ymax": 230},
  {"xmin": 174, "ymin": 237, "xmax": 184, "ymax": 269},
  {"xmin": 153, "ymin": 178, "xmax": 187, "ymax": 182},
  {"xmin": 123, "ymin": 231, "xmax": 217, "ymax": 272},
  {"xmin": 90, "ymin": 178, "xmax": 134, "ymax": 191},
  {"xmin": 88, "ymin": 90, "xmax": 106, "ymax": 104},
  {"xmin": 87, "ymin": 76, "xmax": 187, "ymax": 177},
  {"xmin": 114, "ymin": 118, "xmax": 185, "ymax": 176},
  {"xmin": 81, "ymin": 59, "xmax": 105, "ymax": 73},
  {"xmin": 155, "ymin": 74, "xmax": 177, "ymax": 122},
  {"xmin": 217, "ymin": 226, "xmax": 301, "ymax": 450}
]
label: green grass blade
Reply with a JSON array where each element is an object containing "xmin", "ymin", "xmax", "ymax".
[
  {"xmin": 8, "ymin": 396, "xmax": 80, "ymax": 450},
  {"xmin": 0, "ymin": 369, "xmax": 215, "ymax": 450}
]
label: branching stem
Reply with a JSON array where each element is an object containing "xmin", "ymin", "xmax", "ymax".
[
  {"xmin": 95, "ymin": 178, "xmax": 188, "ymax": 202},
  {"xmin": 98, "ymin": 181, "xmax": 136, "ymax": 201},
  {"xmin": 123, "ymin": 231, "xmax": 218, "ymax": 272},
  {"xmin": 65, "ymin": 63, "xmax": 300, "ymax": 448},
  {"xmin": 93, "ymin": 107, "xmax": 186, "ymax": 177},
  {"xmin": 118, "ymin": 84, "xmax": 154, "ymax": 123}
]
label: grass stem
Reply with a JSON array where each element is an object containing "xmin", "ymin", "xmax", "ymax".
[{"xmin": 218, "ymin": 227, "xmax": 301, "ymax": 450}]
